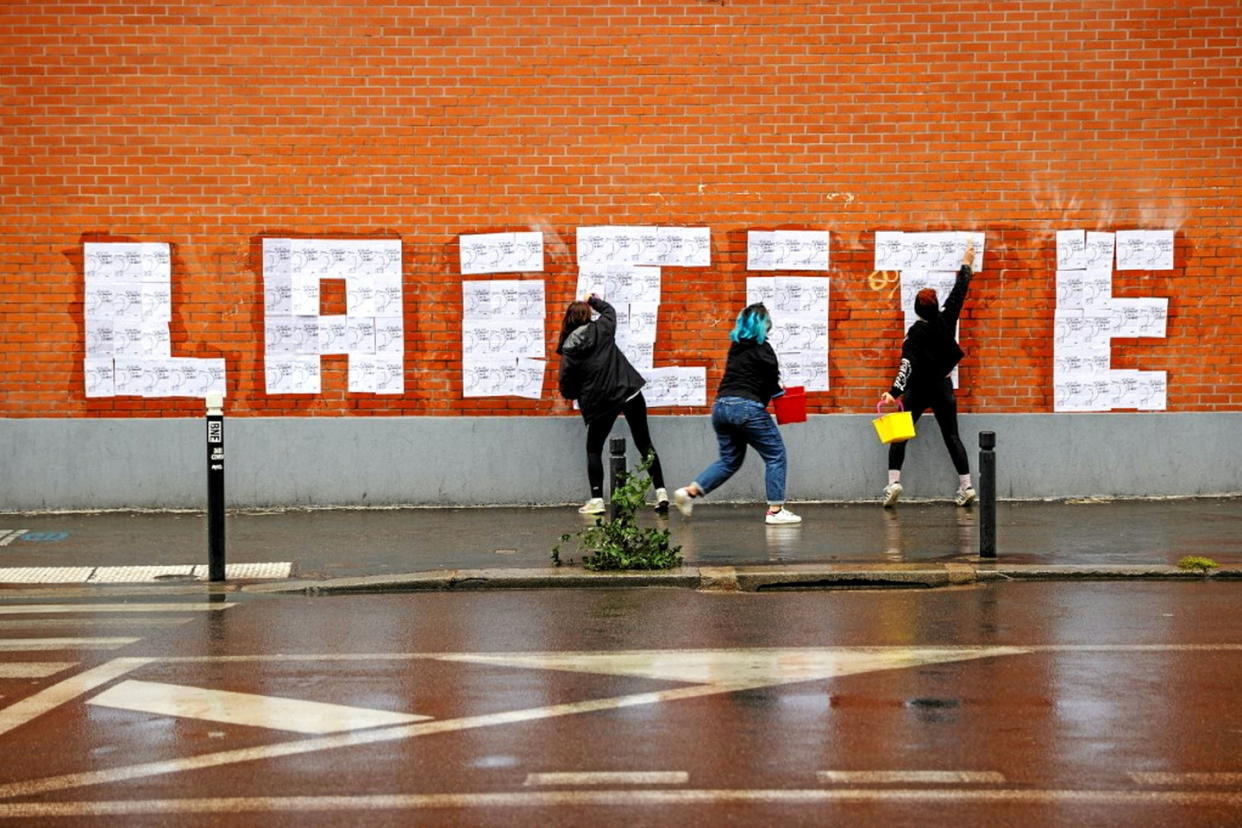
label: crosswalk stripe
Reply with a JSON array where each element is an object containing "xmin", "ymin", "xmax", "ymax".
[
  {"xmin": 0, "ymin": 531, "xmax": 28, "ymax": 547},
  {"xmin": 0, "ymin": 603, "xmax": 236, "ymax": 615},
  {"xmin": 525, "ymin": 771, "xmax": 689, "ymax": 787},
  {"xmin": 88, "ymin": 680, "xmax": 431, "ymax": 734},
  {"xmin": 0, "ymin": 662, "xmax": 77, "ymax": 678},
  {"xmin": 1130, "ymin": 772, "xmax": 1242, "ymax": 786},
  {"xmin": 0, "ymin": 638, "xmax": 138, "ymax": 652},
  {"xmin": 818, "ymin": 770, "xmax": 1007, "ymax": 784},
  {"xmin": 0, "ymin": 618, "xmax": 191, "ymax": 630}
]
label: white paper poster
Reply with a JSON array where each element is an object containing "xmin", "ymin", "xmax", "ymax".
[
  {"xmin": 460, "ymin": 232, "xmax": 545, "ymax": 275},
  {"xmin": 83, "ymin": 242, "xmax": 227, "ymax": 399},
  {"xmin": 746, "ymin": 276, "xmax": 830, "ymax": 391},
  {"xmin": 461, "ymin": 279, "xmax": 546, "ymax": 398},
  {"xmin": 262, "ymin": 238, "xmax": 405, "ymax": 395},
  {"xmin": 1053, "ymin": 229, "xmax": 1172, "ymax": 412},
  {"xmin": 747, "ymin": 230, "xmax": 830, "ymax": 271}
]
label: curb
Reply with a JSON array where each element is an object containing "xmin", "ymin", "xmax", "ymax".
[{"xmin": 239, "ymin": 562, "xmax": 1242, "ymax": 596}]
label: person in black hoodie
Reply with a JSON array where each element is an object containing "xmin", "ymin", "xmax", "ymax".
[
  {"xmin": 878, "ymin": 242, "xmax": 977, "ymax": 507},
  {"xmin": 556, "ymin": 294, "xmax": 668, "ymax": 515},
  {"xmin": 672, "ymin": 302, "xmax": 801, "ymax": 525}
]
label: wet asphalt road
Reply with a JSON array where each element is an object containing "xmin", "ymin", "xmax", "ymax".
[{"xmin": 0, "ymin": 582, "xmax": 1238, "ymax": 826}]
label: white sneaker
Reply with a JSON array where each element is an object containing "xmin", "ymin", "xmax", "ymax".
[
  {"xmin": 954, "ymin": 486, "xmax": 977, "ymax": 507},
  {"xmin": 577, "ymin": 497, "xmax": 606, "ymax": 515},
  {"xmin": 765, "ymin": 507, "xmax": 802, "ymax": 525},
  {"xmin": 882, "ymin": 482, "xmax": 903, "ymax": 507},
  {"xmin": 673, "ymin": 487, "xmax": 694, "ymax": 517},
  {"xmin": 654, "ymin": 487, "xmax": 669, "ymax": 513}
]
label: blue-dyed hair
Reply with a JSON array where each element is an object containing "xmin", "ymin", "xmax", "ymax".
[{"xmin": 730, "ymin": 302, "xmax": 771, "ymax": 344}]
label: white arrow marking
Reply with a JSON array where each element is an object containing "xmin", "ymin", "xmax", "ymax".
[
  {"xmin": 434, "ymin": 646, "xmax": 1032, "ymax": 686},
  {"xmin": 0, "ymin": 646, "xmax": 1031, "ymax": 800},
  {"xmin": 88, "ymin": 680, "xmax": 430, "ymax": 734}
]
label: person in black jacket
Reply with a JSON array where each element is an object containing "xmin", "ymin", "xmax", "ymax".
[
  {"xmin": 556, "ymin": 294, "xmax": 668, "ymax": 515},
  {"xmin": 879, "ymin": 242, "xmax": 977, "ymax": 507},
  {"xmin": 672, "ymin": 303, "xmax": 801, "ymax": 525}
]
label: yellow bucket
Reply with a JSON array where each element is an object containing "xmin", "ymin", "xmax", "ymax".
[{"xmin": 873, "ymin": 401, "xmax": 915, "ymax": 444}]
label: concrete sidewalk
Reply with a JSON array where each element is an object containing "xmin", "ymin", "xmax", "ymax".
[{"xmin": 0, "ymin": 497, "xmax": 1239, "ymax": 591}]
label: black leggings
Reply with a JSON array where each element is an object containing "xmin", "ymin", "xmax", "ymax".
[
  {"xmin": 585, "ymin": 393, "xmax": 665, "ymax": 497},
  {"xmin": 888, "ymin": 378, "xmax": 970, "ymax": 475}
]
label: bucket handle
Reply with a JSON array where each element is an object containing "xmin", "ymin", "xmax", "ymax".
[{"xmin": 876, "ymin": 399, "xmax": 904, "ymax": 414}]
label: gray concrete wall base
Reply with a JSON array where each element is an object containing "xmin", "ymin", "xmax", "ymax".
[{"xmin": 1, "ymin": 413, "xmax": 1239, "ymax": 511}]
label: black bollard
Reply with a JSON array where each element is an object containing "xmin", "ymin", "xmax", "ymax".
[
  {"xmin": 206, "ymin": 394, "xmax": 226, "ymax": 581},
  {"xmin": 608, "ymin": 437, "xmax": 627, "ymax": 521},
  {"xmin": 979, "ymin": 430, "xmax": 996, "ymax": 559}
]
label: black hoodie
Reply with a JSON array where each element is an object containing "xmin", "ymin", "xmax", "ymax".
[
  {"xmin": 556, "ymin": 296, "xmax": 646, "ymax": 423},
  {"xmin": 889, "ymin": 264, "xmax": 972, "ymax": 397}
]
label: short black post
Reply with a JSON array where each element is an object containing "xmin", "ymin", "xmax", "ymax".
[
  {"xmin": 608, "ymin": 437, "xmax": 626, "ymax": 521},
  {"xmin": 206, "ymin": 394, "xmax": 226, "ymax": 581},
  {"xmin": 979, "ymin": 430, "xmax": 997, "ymax": 559}
]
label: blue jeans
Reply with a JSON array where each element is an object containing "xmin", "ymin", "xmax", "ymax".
[{"xmin": 694, "ymin": 396, "xmax": 788, "ymax": 505}]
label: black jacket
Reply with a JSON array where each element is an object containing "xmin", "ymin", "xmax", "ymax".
[
  {"xmin": 889, "ymin": 264, "xmax": 971, "ymax": 396},
  {"xmin": 717, "ymin": 339, "xmax": 783, "ymax": 406},
  {"xmin": 557, "ymin": 296, "xmax": 646, "ymax": 423}
]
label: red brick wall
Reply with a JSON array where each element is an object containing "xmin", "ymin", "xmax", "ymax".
[{"xmin": 2, "ymin": 0, "xmax": 1239, "ymax": 417}]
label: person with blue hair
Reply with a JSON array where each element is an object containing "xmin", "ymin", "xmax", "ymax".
[{"xmin": 673, "ymin": 302, "xmax": 801, "ymax": 525}]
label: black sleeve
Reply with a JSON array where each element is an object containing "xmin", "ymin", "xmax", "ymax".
[
  {"xmin": 890, "ymin": 327, "xmax": 924, "ymax": 397},
  {"xmin": 587, "ymin": 295, "xmax": 617, "ymax": 342},
  {"xmin": 941, "ymin": 264, "xmax": 972, "ymax": 329}
]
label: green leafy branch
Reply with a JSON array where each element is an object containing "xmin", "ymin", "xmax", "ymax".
[{"xmin": 552, "ymin": 452, "xmax": 683, "ymax": 571}]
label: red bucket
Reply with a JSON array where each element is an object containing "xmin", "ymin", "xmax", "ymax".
[{"xmin": 773, "ymin": 386, "xmax": 807, "ymax": 425}]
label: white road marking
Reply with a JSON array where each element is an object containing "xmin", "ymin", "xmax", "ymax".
[
  {"xmin": 0, "ymin": 618, "xmax": 191, "ymax": 630},
  {"xmin": 0, "ymin": 638, "xmax": 138, "ymax": 651},
  {"xmin": 0, "ymin": 662, "xmax": 76, "ymax": 679},
  {"xmin": 435, "ymin": 646, "xmax": 1033, "ymax": 685},
  {"xmin": 88, "ymin": 680, "xmax": 431, "ymax": 734},
  {"xmin": 0, "ymin": 788, "xmax": 1240, "ymax": 817},
  {"xmin": 0, "ymin": 603, "xmax": 236, "ymax": 615},
  {"xmin": 818, "ymin": 770, "xmax": 1007, "ymax": 784},
  {"xmin": 0, "ymin": 531, "xmax": 28, "ymax": 547},
  {"xmin": 1131, "ymin": 772, "xmax": 1242, "ymax": 786},
  {"xmin": 0, "ymin": 683, "xmax": 781, "ymax": 800},
  {"xmin": 0, "ymin": 644, "xmax": 1238, "ymax": 802},
  {"xmin": 524, "ymin": 771, "xmax": 689, "ymax": 787},
  {"xmin": 0, "ymin": 657, "xmax": 153, "ymax": 737}
]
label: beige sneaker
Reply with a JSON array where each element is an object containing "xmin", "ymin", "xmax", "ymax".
[
  {"xmin": 765, "ymin": 507, "xmax": 802, "ymax": 525},
  {"xmin": 578, "ymin": 497, "xmax": 606, "ymax": 515},
  {"xmin": 673, "ymin": 487, "xmax": 694, "ymax": 517},
  {"xmin": 882, "ymin": 482, "xmax": 903, "ymax": 507},
  {"xmin": 954, "ymin": 486, "xmax": 976, "ymax": 507}
]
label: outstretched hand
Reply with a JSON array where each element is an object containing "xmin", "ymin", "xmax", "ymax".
[{"xmin": 962, "ymin": 241, "xmax": 976, "ymax": 268}]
